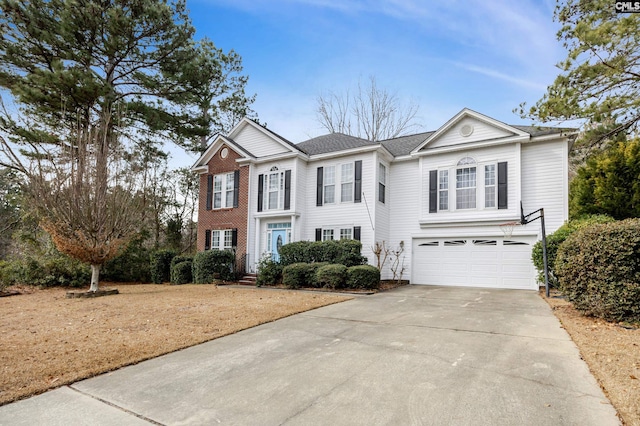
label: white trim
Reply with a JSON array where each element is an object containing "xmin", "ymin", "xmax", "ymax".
[
  {"xmin": 411, "ymin": 135, "xmax": 530, "ymax": 157},
  {"xmin": 411, "ymin": 108, "xmax": 530, "ymax": 154}
]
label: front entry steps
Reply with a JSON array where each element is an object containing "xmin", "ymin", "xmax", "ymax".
[{"xmin": 238, "ymin": 273, "xmax": 257, "ymax": 286}]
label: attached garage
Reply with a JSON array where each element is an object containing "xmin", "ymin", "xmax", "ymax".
[{"xmin": 411, "ymin": 236, "xmax": 537, "ymax": 290}]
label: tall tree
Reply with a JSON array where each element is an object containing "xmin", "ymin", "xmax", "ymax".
[
  {"xmin": 569, "ymin": 139, "xmax": 640, "ymax": 220},
  {"xmin": 518, "ymin": 0, "xmax": 640, "ymax": 144},
  {"xmin": 316, "ymin": 76, "xmax": 421, "ymax": 142},
  {"xmin": 0, "ymin": 0, "xmax": 246, "ymax": 291},
  {"xmin": 183, "ymin": 39, "xmax": 257, "ymax": 152},
  {"xmin": 0, "ymin": 167, "xmax": 22, "ymax": 259}
]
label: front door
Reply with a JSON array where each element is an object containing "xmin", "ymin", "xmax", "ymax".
[{"xmin": 271, "ymin": 229, "xmax": 286, "ymax": 262}]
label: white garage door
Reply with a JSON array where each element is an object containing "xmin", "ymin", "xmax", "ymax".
[{"xmin": 411, "ymin": 236, "xmax": 537, "ymax": 290}]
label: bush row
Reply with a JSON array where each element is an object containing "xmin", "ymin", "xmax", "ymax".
[
  {"xmin": 556, "ymin": 218, "xmax": 640, "ymax": 323},
  {"xmin": 279, "ymin": 239, "xmax": 367, "ymax": 267},
  {"xmin": 531, "ymin": 214, "xmax": 614, "ymax": 287},
  {"xmin": 281, "ymin": 263, "xmax": 380, "ymax": 290}
]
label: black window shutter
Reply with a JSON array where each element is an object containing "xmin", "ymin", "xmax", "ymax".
[
  {"xmin": 316, "ymin": 167, "xmax": 323, "ymax": 206},
  {"xmin": 498, "ymin": 162, "xmax": 508, "ymax": 210},
  {"xmin": 233, "ymin": 170, "xmax": 240, "ymax": 208},
  {"xmin": 284, "ymin": 170, "xmax": 291, "ymax": 210},
  {"xmin": 206, "ymin": 175, "xmax": 213, "ymax": 210},
  {"xmin": 353, "ymin": 226, "xmax": 361, "ymax": 241},
  {"xmin": 354, "ymin": 160, "xmax": 362, "ymax": 203},
  {"xmin": 231, "ymin": 228, "xmax": 238, "ymax": 247},
  {"xmin": 315, "ymin": 228, "xmax": 322, "ymax": 241},
  {"xmin": 429, "ymin": 170, "xmax": 438, "ymax": 213},
  {"xmin": 257, "ymin": 174, "xmax": 264, "ymax": 212},
  {"xmin": 205, "ymin": 230, "xmax": 211, "ymax": 250}
]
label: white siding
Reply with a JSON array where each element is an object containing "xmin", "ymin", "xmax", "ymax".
[
  {"xmin": 233, "ymin": 125, "xmax": 291, "ymax": 158},
  {"xmin": 419, "ymin": 144, "xmax": 521, "ymax": 224},
  {"xmin": 302, "ymin": 153, "xmax": 377, "ymax": 262},
  {"xmin": 387, "ymin": 160, "xmax": 422, "ymax": 280},
  {"xmin": 521, "ymin": 139, "xmax": 569, "ymax": 235},
  {"xmin": 427, "ymin": 117, "xmax": 514, "ymax": 150}
]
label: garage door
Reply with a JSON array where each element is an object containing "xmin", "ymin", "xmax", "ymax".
[{"xmin": 411, "ymin": 236, "xmax": 537, "ymax": 290}]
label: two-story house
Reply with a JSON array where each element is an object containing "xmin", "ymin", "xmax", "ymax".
[{"xmin": 192, "ymin": 108, "xmax": 575, "ymax": 290}]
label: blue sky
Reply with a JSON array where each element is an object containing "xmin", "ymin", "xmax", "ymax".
[{"xmin": 182, "ymin": 0, "xmax": 564, "ymax": 153}]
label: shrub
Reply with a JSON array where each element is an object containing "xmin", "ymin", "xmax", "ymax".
[
  {"xmin": 556, "ymin": 219, "xmax": 640, "ymax": 323},
  {"xmin": 150, "ymin": 250, "xmax": 176, "ymax": 284},
  {"xmin": 336, "ymin": 239, "xmax": 368, "ymax": 267},
  {"xmin": 282, "ymin": 263, "xmax": 309, "ymax": 289},
  {"xmin": 0, "ymin": 254, "xmax": 90, "ymax": 288},
  {"xmin": 101, "ymin": 237, "xmax": 152, "ymax": 283},
  {"xmin": 346, "ymin": 265, "xmax": 380, "ymax": 290},
  {"xmin": 279, "ymin": 241, "xmax": 312, "ymax": 266},
  {"xmin": 171, "ymin": 255, "xmax": 194, "ymax": 267},
  {"xmin": 256, "ymin": 255, "xmax": 282, "ymax": 287},
  {"xmin": 315, "ymin": 264, "xmax": 347, "ymax": 289},
  {"xmin": 532, "ymin": 214, "xmax": 614, "ymax": 287},
  {"xmin": 170, "ymin": 261, "xmax": 193, "ymax": 285},
  {"xmin": 279, "ymin": 239, "xmax": 366, "ymax": 266},
  {"xmin": 192, "ymin": 250, "xmax": 236, "ymax": 284}
]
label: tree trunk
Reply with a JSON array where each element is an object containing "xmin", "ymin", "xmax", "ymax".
[{"xmin": 90, "ymin": 264, "xmax": 100, "ymax": 292}]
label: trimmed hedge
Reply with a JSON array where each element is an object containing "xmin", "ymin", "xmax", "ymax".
[
  {"xmin": 532, "ymin": 214, "xmax": 614, "ymax": 287},
  {"xmin": 192, "ymin": 250, "xmax": 235, "ymax": 284},
  {"xmin": 315, "ymin": 264, "xmax": 347, "ymax": 289},
  {"xmin": 279, "ymin": 239, "xmax": 367, "ymax": 267},
  {"xmin": 281, "ymin": 262, "xmax": 329, "ymax": 289},
  {"xmin": 282, "ymin": 263, "xmax": 309, "ymax": 289},
  {"xmin": 150, "ymin": 250, "xmax": 176, "ymax": 284},
  {"xmin": 170, "ymin": 261, "xmax": 193, "ymax": 285},
  {"xmin": 556, "ymin": 219, "xmax": 640, "ymax": 323},
  {"xmin": 346, "ymin": 265, "xmax": 380, "ymax": 290}
]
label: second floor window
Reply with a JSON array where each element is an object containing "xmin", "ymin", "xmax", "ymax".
[
  {"xmin": 485, "ymin": 164, "xmax": 496, "ymax": 208},
  {"xmin": 341, "ymin": 163, "xmax": 353, "ymax": 202},
  {"xmin": 378, "ymin": 163, "xmax": 387, "ymax": 203},
  {"xmin": 324, "ymin": 166, "xmax": 336, "ymax": 204},
  {"xmin": 439, "ymin": 170, "xmax": 449, "ymax": 210},
  {"xmin": 456, "ymin": 157, "xmax": 476, "ymax": 209},
  {"xmin": 209, "ymin": 171, "xmax": 237, "ymax": 210}
]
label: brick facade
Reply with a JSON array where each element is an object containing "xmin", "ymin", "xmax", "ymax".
[{"xmin": 197, "ymin": 144, "xmax": 249, "ymax": 273}]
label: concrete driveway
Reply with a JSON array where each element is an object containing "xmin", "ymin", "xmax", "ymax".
[{"xmin": 0, "ymin": 285, "xmax": 620, "ymax": 425}]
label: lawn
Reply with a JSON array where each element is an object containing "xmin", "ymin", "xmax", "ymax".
[
  {"xmin": 544, "ymin": 293, "xmax": 640, "ymax": 426},
  {"xmin": 0, "ymin": 284, "xmax": 350, "ymax": 406}
]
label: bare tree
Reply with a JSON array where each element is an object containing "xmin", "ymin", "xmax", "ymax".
[
  {"xmin": 3, "ymin": 112, "xmax": 145, "ymax": 292},
  {"xmin": 316, "ymin": 76, "xmax": 421, "ymax": 141}
]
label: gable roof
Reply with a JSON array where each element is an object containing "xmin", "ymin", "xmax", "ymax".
[{"xmin": 295, "ymin": 133, "xmax": 376, "ymax": 155}]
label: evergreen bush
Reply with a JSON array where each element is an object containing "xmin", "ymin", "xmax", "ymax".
[
  {"xmin": 150, "ymin": 250, "xmax": 176, "ymax": 284},
  {"xmin": 315, "ymin": 264, "xmax": 347, "ymax": 289},
  {"xmin": 192, "ymin": 250, "xmax": 235, "ymax": 283},
  {"xmin": 556, "ymin": 219, "xmax": 640, "ymax": 323},
  {"xmin": 346, "ymin": 265, "xmax": 380, "ymax": 290},
  {"xmin": 256, "ymin": 255, "xmax": 282, "ymax": 286},
  {"xmin": 282, "ymin": 263, "xmax": 309, "ymax": 289},
  {"xmin": 170, "ymin": 260, "xmax": 193, "ymax": 285},
  {"xmin": 531, "ymin": 214, "xmax": 614, "ymax": 286},
  {"xmin": 102, "ymin": 237, "xmax": 152, "ymax": 283}
]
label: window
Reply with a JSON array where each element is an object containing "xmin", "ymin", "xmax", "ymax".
[
  {"xmin": 438, "ymin": 170, "xmax": 448, "ymax": 211},
  {"xmin": 322, "ymin": 229, "xmax": 334, "ymax": 241},
  {"xmin": 262, "ymin": 169, "xmax": 284, "ymax": 210},
  {"xmin": 213, "ymin": 175, "xmax": 223, "ymax": 208},
  {"xmin": 485, "ymin": 164, "xmax": 496, "ymax": 208},
  {"xmin": 341, "ymin": 163, "xmax": 353, "ymax": 202},
  {"xmin": 210, "ymin": 230, "xmax": 234, "ymax": 250},
  {"xmin": 456, "ymin": 157, "xmax": 476, "ymax": 209},
  {"xmin": 324, "ymin": 166, "xmax": 335, "ymax": 204},
  {"xmin": 340, "ymin": 228, "xmax": 352, "ymax": 240},
  {"xmin": 378, "ymin": 163, "xmax": 386, "ymax": 203},
  {"xmin": 210, "ymin": 173, "xmax": 237, "ymax": 210}
]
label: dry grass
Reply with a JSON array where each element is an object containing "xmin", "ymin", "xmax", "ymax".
[
  {"xmin": 0, "ymin": 284, "xmax": 350, "ymax": 406},
  {"xmin": 544, "ymin": 292, "xmax": 640, "ymax": 426}
]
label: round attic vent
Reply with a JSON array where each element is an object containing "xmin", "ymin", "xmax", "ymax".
[
  {"xmin": 460, "ymin": 124, "xmax": 474, "ymax": 137},
  {"xmin": 220, "ymin": 147, "xmax": 229, "ymax": 159}
]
